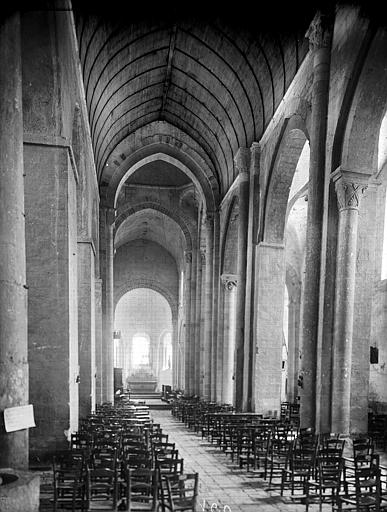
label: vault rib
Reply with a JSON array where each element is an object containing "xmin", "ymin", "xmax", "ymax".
[{"xmin": 160, "ymin": 25, "xmax": 178, "ymax": 119}]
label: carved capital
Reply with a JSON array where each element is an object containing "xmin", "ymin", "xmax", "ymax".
[
  {"xmin": 234, "ymin": 148, "xmax": 250, "ymax": 179},
  {"xmin": 100, "ymin": 204, "xmax": 116, "ymax": 225},
  {"xmin": 221, "ymin": 273, "xmax": 238, "ymax": 291},
  {"xmin": 332, "ymin": 169, "xmax": 370, "ymax": 211},
  {"xmin": 306, "ymin": 12, "xmax": 333, "ymax": 51},
  {"xmin": 250, "ymin": 142, "xmax": 261, "ymax": 174},
  {"xmin": 204, "ymin": 211, "xmax": 215, "ymax": 225},
  {"xmin": 185, "ymin": 251, "xmax": 192, "ymax": 264}
]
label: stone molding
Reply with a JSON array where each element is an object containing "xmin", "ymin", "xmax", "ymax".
[
  {"xmin": 331, "ymin": 168, "xmax": 371, "ymax": 211},
  {"xmin": 77, "ymin": 238, "xmax": 96, "ymax": 257},
  {"xmin": 114, "ymin": 279, "xmax": 178, "ymax": 318},
  {"xmin": 306, "ymin": 11, "xmax": 333, "ymax": 51},
  {"xmin": 100, "ymin": 204, "xmax": 116, "ymax": 225},
  {"xmin": 221, "ymin": 273, "xmax": 238, "ymax": 291},
  {"xmin": 204, "ymin": 211, "xmax": 215, "ymax": 225},
  {"xmin": 234, "ymin": 148, "xmax": 250, "ymax": 178},
  {"xmin": 250, "ymin": 142, "xmax": 261, "ymax": 175},
  {"xmin": 23, "ymin": 132, "xmax": 80, "ymax": 185},
  {"xmin": 114, "ymin": 201, "xmax": 194, "ymax": 251}
]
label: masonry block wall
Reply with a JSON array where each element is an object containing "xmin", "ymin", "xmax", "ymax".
[{"xmin": 22, "ymin": 8, "xmax": 98, "ymax": 459}]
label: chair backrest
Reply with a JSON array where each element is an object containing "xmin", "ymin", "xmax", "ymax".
[
  {"xmin": 153, "ymin": 441, "xmax": 176, "ymax": 452},
  {"xmin": 125, "ymin": 453, "xmax": 153, "ymax": 470},
  {"xmin": 352, "ymin": 454, "xmax": 381, "ymax": 509},
  {"xmin": 91, "ymin": 447, "xmax": 118, "ymax": 471},
  {"xmin": 319, "ymin": 436, "xmax": 345, "ymax": 457},
  {"xmin": 316, "ymin": 451, "xmax": 343, "ymax": 486},
  {"xmin": 127, "ymin": 468, "xmax": 158, "ymax": 511},
  {"xmin": 289, "ymin": 442, "xmax": 316, "ymax": 475},
  {"xmin": 156, "ymin": 457, "xmax": 184, "ymax": 477},
  {"xmin": 155, "ymin": 449, "xmax": 179, "ymax": 462},
  {"xmin": 165, "ymin": 473, "xmax": 199, "ymax": 512},
  {"xmin": 87, "ymin": 466, "xmax": 118, "ymax": 510},
  {"xmin": 353, "ymin": 437, "xmax": 374, "ymax": 460}
]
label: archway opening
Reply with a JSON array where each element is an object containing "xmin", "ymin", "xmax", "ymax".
[
  {"xmin": 114, "ymin": 288, "xmax": 173, "ymax": 393},
  {"xmin": 283, "ymin": 139, "xmax": 310, "ymax": 402},
  {"xmin": 369, "ymin": 109, "xmax": 387, "ymax": 411},
  {"xmin": 282, "ymin": 285, "xmax": 289, "ymax": 402}
]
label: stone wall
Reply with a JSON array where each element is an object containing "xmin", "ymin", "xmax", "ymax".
[{"xmin": 22, "ymin": 8, "xmax": 98, "ymax": 459}]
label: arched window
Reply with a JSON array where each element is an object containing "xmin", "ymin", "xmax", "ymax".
[
  {"xmin": 132, "ymin": 335, "xmax": 150, "ymax": 367},
  {"xmin": 161, "ymin": 332, "xmax": 172, "ymax": 370}
]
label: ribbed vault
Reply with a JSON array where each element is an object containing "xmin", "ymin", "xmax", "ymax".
[
  {"xmin": 74, "ymin": 4, "xmax": 310, "ymax": 197},
  {"xmin": 115, "ymin": 208, "xmax": 186, "ymax": 269}
]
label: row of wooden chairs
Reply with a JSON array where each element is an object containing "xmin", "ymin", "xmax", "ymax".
[
  {"xmin": 171, "ymin": 396, "xmax": 387, "ymax": 510},
  {"xmin": 51, "ymin": 401, "xmax": 199, "ymax": 511}
]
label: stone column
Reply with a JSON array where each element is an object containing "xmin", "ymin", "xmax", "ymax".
[
  {"xmin": 351, "ymin": 181, "xmax": 379, "ymax": 433},
  {"xmin": 184, "ymin": 251, "xmax": 192, "ymax": 393},
  {"xmin": 234, "ymin": 149, "xmax": 250, "ymax": 411},
  {"xmin": 195, "ymin": 249, "xmax": 203, "ymax": 395},
  {"xmin": 0, "ymin": 13, "xmax": 29, "ymax": 469},
  {"xmin": 95, "ymin": 278, "xmax": 103, "ymax": 405},
  {"xmin": 331, "ymin": 169, "xmax": 370, "ymax": 435},
  {"xmin": 199, "ymin": 250, "xmax": 206, "ymax": 396},
  {"xmin": 287, "ymin": 292, "xmax": 301, "ymax": 402},
  {"xmin": 221, "ymin": 275, "xmax": 238, "ymax": 405},
  {"xmin": 203, "ymin": 215, "xmax": 214, "ymax": 400},
  {"xmin": 244, "ymin": 142, "xmax": 261, "ymax": 410},
  {"xmin": 254, "ymin": 243, "xmax": 285, "ymax": 415},
  {"xmin": 99, "ymin": 206, "xmax": 115, "ymax": 404},
  {"xmin": 300, "ymin": 12, "xmax": 332, "ymax": 429},
  {"xmin": 172, "ymin": 315, "xmax": 178, "ymax": 389},
  {"xmin": 77, "ymin": 240, "xmax": 96, "ymax": 418},
  {"xmin": 189, "ymin": 250, "xmax": 197, "ymax": 392},
  {"xmin": 211, "ymin": 211, "xmax": 220, "ymax": 401},
  {"xmin": 216, "ymin": 281, "xmax": 225, "ymax": 404}
]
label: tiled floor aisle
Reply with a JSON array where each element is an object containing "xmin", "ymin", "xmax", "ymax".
[
  {"xmin": 38, "ymin": 407, "xmax": 387, "ymax": 511},
  {"xmin": 150, "ymin": 410, "xmax": 331, "ymax": 512}
]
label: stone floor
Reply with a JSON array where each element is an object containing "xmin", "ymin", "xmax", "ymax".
[
  {"xmin": 38, "ymin": 407, "xmax": 387, "ymax": 511},
  {"xmin": 151, "ymin": 409, "xmax": 329, "ymax": 512}
]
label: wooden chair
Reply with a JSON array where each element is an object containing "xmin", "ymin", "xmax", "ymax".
[
  {"xmin": 334, "ymin": 454, "xmax": 382, "ymax": 511},
  {"xmin": 87, "ymin": 466, "xmax": 118, "ymax": 511},
  {"xmin": 280, "ymin": 440, "xmax": 316, "ymax": 498},
  {"xmin": 305, "ymin": 451, "xmax": 343, "ymax": 512},
  {"xmin": 52, "ymin": 466, "xmax": 87, "ymax": 511},
  {"xmin": 127, "ymin": 468, "xmax": 158, "ymax": 511},
  {"xmin": 264, "ymin": 435, "xmax": 292, "ymax": 486},
  {"xmin": 156, "ymin": 458, "xmax": 184, "ymax": 512},
  {"xmin": 164, "ymin": 473, "xmax": 199, "ymax": 512}
]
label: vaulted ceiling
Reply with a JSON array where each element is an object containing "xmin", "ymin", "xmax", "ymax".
[{"xmin": 74, "ymin": 1, "xmax": 313, "ymax": 197}]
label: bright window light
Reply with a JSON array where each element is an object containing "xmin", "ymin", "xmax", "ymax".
[{"xmin": 132, "ymin": 336, "xmax": 150, "ymax": 367}]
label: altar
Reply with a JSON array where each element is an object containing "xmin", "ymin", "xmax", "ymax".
[
  {"xmin": 128, "ymin": 380, "xmax": 157, "ymax": 392},
  {"xmin": 127, "ymin": 366, "xmax": 157, "ymax": 392}
]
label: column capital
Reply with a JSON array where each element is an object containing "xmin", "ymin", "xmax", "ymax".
[
  {"xmin": 234, "ymin": 148, "xmax": 250, "ymax": 180},
  {"xmin": 221, "ymin": 273, "xmax": 238, "ymax": 291},
  {"xmin": 250, "ymin": 142, "xmax": 261, "ymax": 174},
  {"xmin": 306, "ymin": 11, "xmax": 333, "ymax": 51},
  {"xmin": 332, "ymin": 168, "xmax": 371, "ymax": 211},
  {"xmin": 100, "ymin": 203, "xmax": 116, "ymax": 224},
  {"xmin": 184, "ymin": 250, "xmax": 192, "ymax": 264},
  {"xmin": 204, "ymin": 210, "xmax": 215, "ymax": 225}
]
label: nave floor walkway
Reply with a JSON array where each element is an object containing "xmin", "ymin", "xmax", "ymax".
[
  {"xmin": 151, "ymin": 410, "xmax": 330, "ymax": 512},
  {"xmin": 38, "ymin": 406, "xmax": 386, "ymax": 511}
]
